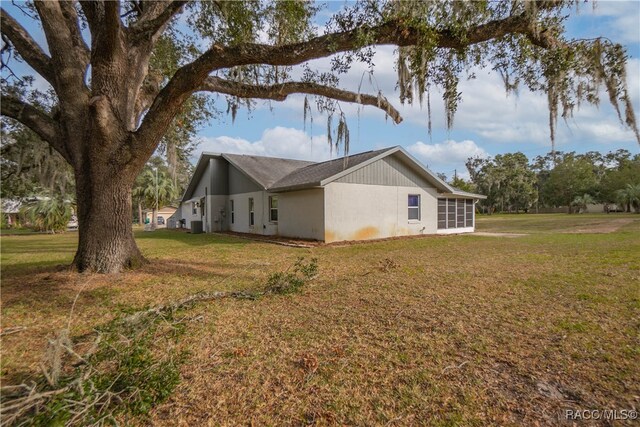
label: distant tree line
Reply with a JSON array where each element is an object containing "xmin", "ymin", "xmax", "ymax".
[{"xmin": 457, "ymin": 149, "xmax": 640, "ymax": 214}]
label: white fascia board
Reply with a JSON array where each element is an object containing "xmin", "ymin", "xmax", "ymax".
[{"xmin": 439, "ymin": 191, "xmax": 487, "ymax": 200}]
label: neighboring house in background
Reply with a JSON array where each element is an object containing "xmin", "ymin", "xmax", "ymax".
[
  {"xmin": 174, "ymin": 146, "xmax": 485, "ymax": 242},
  {"xmin": 144, "ymin": 206, "xmax": 177, "ymax": 228},
  {"xmin": 1, "ymin": 199, "xmax": 21, "ymax": 227}
]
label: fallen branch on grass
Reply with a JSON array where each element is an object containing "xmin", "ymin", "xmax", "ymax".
[
  {"xmin": 441, "ymin": 360, "xmax": 470, "ymax": 375},
  {"xmin": 0, "ymin": 326, "xmax": 27, "ymax": 337},
  {"xmin": 1, "ymin": 257, "xmax": 319, "ymax": 426},
  {"xmin": 122, "ymin": 290, "xmax": 260, "ymax": 326}
]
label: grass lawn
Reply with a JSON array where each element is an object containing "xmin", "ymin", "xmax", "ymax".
[{"xmin": 1, "ymin": 214, "xmax": 639, "ymax": 425}]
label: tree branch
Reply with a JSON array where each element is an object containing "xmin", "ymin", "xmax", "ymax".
[
  {"xmin": 193, "ymin": 13, "xmax": 554, "ymax": 71},
  {"xmin": 129, "ymin": 1, "xmax": 189, "ymax": 43},
  {"xmin": 78, "ymin": 0, "xmax": 101, "ymax": 41},
  {"xmin": 199, "ymin": 76, "xmax": 403, "ymax": 124},
  {"xmin": 1, "ymin": 96, "xmax": 68, "ymax": 162},
  {"xmin": 58, "ymin": 1, "xmax": 90, "ymax": 65},
  {"xmin": 136, "ymin": 11, "xmax": 564, "ymax": 157},
  {"xmin": 0, "ymin": 8, "xmax": 55, "ymax": 85}
]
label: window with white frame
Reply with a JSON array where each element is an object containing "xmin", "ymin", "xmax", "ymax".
[
  {"xmin": 248, "ymin": 197, "xmax": 254, "ymax": 227},
  {"xmin": 408, "ymin": 194, "xmax": 420, "ymax": 221},
  {"xmin": 269, "ymin": 196, "xmax": 278, "ymax": 222},
  {"xmin": 230, "ymin": 200, "xmax": 234, "ymax": 224},
  {"xmin": 437, "ymin": 198, "xmax": 475, "ymax": 229},
  {"xmin": 192, "ymin": 201, "xmax": 197, "ymax": 215}
]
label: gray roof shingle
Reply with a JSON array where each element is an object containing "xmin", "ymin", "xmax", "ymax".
[
  {"xmin": 269, "ymin": 147, "xmax": 394, "ymax": 191},
  {"xmin": 222, "ymin": 154, "xmax": 314, "ymax": 189}
]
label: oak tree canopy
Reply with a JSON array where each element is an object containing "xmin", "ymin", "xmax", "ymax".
[{"xmin": 1, "ymin": 0, "xmax": 638, "ymax": 272}]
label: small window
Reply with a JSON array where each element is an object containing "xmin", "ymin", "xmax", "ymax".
[
  {"xmin": 192, "ymin": 201, "xmax": 197, "ymax": 215},
  {"xmin": 230, "ymin": 200, "xmax": 234, "ymax": 224},
  {"xmin": 408, "ymin": 194, "xmax": 420, "ymax": 221},
  {"xmin": 248, "ymin": 197, "xmax": 254, "ymax": 227},
  {"xmin": 269, "ymin": 196, "xmax": 278, "ymax": 222}
]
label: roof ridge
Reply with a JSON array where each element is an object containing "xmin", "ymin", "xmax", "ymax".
[
  {"xmin": 222, "ymin": 152, "xmax": 315, "ymax": 163},
  {"xmin": 309, "ymin": 146, "xmax": 395, "ymax": 167}
]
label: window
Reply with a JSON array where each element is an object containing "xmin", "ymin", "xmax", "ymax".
[
  {"xmin": 230, "ymin": 200, "xmax": 234, "ymax": 224},
  {"xmin": 192, "ymin": 201, "xmax": 197, "ymax": 215},
  {"xmin": 437, "ymin": 198, "xmax": 475, "ymax": 229},
  {"xmin": 408, "ymin": 194, "xmax": 420, "ymax": 221},
  {"xmin": 248, "ymin": 197, "xmax": 254, "ymax": 227},
  {"xmin": 269, "ymin": 196, "xmax": 278, "ymax": 222}
]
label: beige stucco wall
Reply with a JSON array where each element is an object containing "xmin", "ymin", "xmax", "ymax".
[
  {"xmin": 278, "ymin": 188, "xmax": 324, "ymax": 241},
  {"xmin": 208, "ymin": 195, "xmax": 229, "ymax": 232},
  {"xmin": 227, "ymin": 191, "xmax": 271, "ymax": 235},
  {"xmin": 323, "ymin": 182, "xmax": 439, "ymax": 243},
  {"xmin": 181, "ymin": 198, "xmax": 203, "ymax": 230}
]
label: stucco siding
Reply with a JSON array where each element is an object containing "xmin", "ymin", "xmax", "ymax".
[
  {"xmin": 229, "ymin": 166, "xmax": 261, "ymax": 194},
  {"xmin": 181, "ymin": 199, "xmax": 203, "ymax": 230},
  {"xmin": 228, "ymin": 191, "xmax": 271, "ymax": 235},
  {"xmin": 335, "ymin": 155, "xmax": 435, "ymax": 188},
  {"xmin": 324, "ymin": 182, "xmax": 438, "ymax": 243},
  {"xmin": 278, "ymin": 189, "xmax": 324, "ymax": 241},
  {"xmin": 208, "ymin": 195, "xmax": 229, "ymax": 232}
]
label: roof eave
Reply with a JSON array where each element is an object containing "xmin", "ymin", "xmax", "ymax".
[
  {"xmin": 181, "ymin": 153, "xmax": 221, "ymax": 202},
  {"xmin": 268, "ymin": 183, "xmax": 322, "ymax": 193},
  {"xmin": 440, "ymin": 191, "xmax": 487, "ymax": 200}
]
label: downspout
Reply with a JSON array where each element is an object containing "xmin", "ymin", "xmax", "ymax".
[{"xmin": 205, "ymin": 186, "xmax": 208, "ymax": 232}]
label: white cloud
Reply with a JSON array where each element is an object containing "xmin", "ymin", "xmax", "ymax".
[
  {"xmin": 586, "ymin": 1, "xmax": 640, "ymax": 44},
  {"xmin": 407, "ymin": 139, "xmax": 488, "ymax": 169},
  {"xmin": 197, "ymin": 126, "xmax": 332, "ymax": 162}
]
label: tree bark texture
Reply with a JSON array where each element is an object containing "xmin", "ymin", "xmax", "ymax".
[{"xmin": 73, "ymin": 155, "xmax": 145, "ymax": 273}]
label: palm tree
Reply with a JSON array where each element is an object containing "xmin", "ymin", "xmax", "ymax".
[
  {"xmin": 22, "ymin": 196, "xmax": 74, "ymax": 233},
  {"xmin": 571, "ymin": 193, "xmax": 595, "ymax": 214},
  {"xmin": 132, "ymin": 167, "xmax": 178, "ymax": 226},
  {"xmin": 615, "ymin": 183, "xmax": 640, "ymax": 213}
]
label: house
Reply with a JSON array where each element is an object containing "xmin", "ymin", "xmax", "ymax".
[
  {"xmin": 1, "ymin": 199, "xmax": 21, "ymax": 227},
  {"xmin": 144, "ymin": 206, "xmax": 177, "ymax": 228},
  {"xmin": 175, "ymin": 146, "xmax": 485, "ymax": 242}
]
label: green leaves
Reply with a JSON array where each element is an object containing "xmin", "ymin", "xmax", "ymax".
[{"xmin": 21, "ymin": 196, "xmax": 74, "ymax": 233}]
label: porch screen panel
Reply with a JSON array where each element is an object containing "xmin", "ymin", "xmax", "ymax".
[
  {"xmin": 465, "ymin": 199, "xmax": 473, "ymax": 227},
  {"xmin": 447, "ymin": 199, "xmax": 456, "ymax": 228},
  {"xmin": 456, "ymin": 200, "xmax": 465, "ymax": 227},
  {"xmin": 437, "ymin": 199, "xmax": 446, "ymax": 229}
]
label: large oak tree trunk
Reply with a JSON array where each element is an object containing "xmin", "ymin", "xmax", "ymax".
[{"xmin": 73, "ymin": 163, "xmax": 146, "ymax": 273}]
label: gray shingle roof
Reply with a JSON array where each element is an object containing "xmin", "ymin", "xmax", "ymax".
[
  {"xmin": 222, "ymin": 154, "xmax": 314, "ymax": 189},
  {"xmin": 269, "ymin": 147, "xmax": 394, "ymax": 191},
  {"xmin": 183, "ymin": 146, "xmax": 485, "ymax": 200}
]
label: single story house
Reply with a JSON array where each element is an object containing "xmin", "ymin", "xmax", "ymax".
[
  {"xmin": 144, "ymin": 206, "xmax": 177, "ymax": 227},
  {"xmin": 174, "ymin": 146, "xmax": 485, "ymax": 243},
  {"xmin": 1, "ymin": 198, "xmax": 21, "ymax": 227}
]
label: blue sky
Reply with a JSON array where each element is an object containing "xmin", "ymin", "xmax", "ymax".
[{"xmin": 3, "ymin": 1, "xmax": 639, "ymax": 180}]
